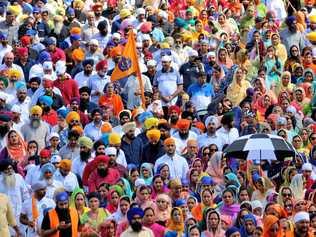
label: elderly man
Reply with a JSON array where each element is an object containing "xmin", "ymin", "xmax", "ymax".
[
  {"xmin": 121, "ymin": 207, "xmax": 154, "ymax": 237},
  {"xmin": 154, "ymin": 137, "xmax": 189, "ymax": 180},
  {"xmin": 197, "ymin": 115, "xmax": 226, "ymax": 150},
  {"xmin": 41, "ymin": 192, "xmax": 80, "ymax": 236},
  {"xmin": 0, "ymin": 160, "xmax": 30, "ymax": 233},
  {"xmin": 53, "ymin": 159, "xmax": 79, "ymax": 193},
  {"xmin": 293, "ymin": 211, "xmax": 313, "ymax": 236},
  {"xmin": 20, "ymin": 181, "xmax": 55, "ymax": 237},
  {"xmin": 11, "ymin": 83, "xmax": 31, "ymax": 123},
  {"xmin": 172, "ymin": 119, "xmax": 197, "ymax": 154},
  {"xmin": 21, "ymin": 106, "xmax": 50, "ymax": 150},
  {"xmin": 183, "ymin": 139, "xmax": 198, "ymax": 164},
  {"xmin": 0, "ymin": 52, "xmax": 24, "ymax": 81},
  {"xmin": 83, "ymin": 155, "xmax": 120, "ymax": 192},
  {"xmin": 40, "ymin": 163, "xmax": 63, "ymax": 199},
  {"xmin": 121, "ymin": 122, "xmax": 143, "ymax": 166}
]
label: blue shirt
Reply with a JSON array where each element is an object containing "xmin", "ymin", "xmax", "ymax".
[{"xmin": 187, "ymin": 82, "xmax": 215, "ymax": 97}]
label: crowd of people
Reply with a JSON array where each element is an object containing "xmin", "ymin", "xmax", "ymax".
[{"xmin": 0, "ymin": 0, "xmax": 315, "ymax": 236}]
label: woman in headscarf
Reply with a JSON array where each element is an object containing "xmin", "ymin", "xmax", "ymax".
[
  {"xmin": 80, "ymin": 192, "xmax": 110, "ymax": 231},
  {"xmin": 98, "ymin": 219, "xmax": 116, "ymax": 237},
  {"xmin": 98, "ymin": 82, "xmax": 124, "ymax": 117},
  {"xmin": 263, "ymin": 45, "xmax": 282, "ymax": 91},
  {"xmin": 188, "ymin": 168, "xmax": 199, "ymax": 193},
  {"xmin": 140, "ymin": 163, "xmax": 154, "ymax": 186},
  {"xmin": 191, "ymin": 158, "xmax": 208, "ymax": 179},
  {"xmin": 263, "ymin": 215, "xmax": 284, "ymax": 237},
  {"xmin": 155, "ymin": 193, "xmax": 172, "ymax": 226},
  {"xmin": 251, "ymin": 174, "xmax": 275, "ymax": 207},
  {"xmin": 253, "ymin": 93, "xmax": 274, "ymax": 122},
  {"xmin": 284, "ymin": 45, "xmax": 302, "ymax": 73},
  {"xmin": 105, "ymin": 189, "xmax": 121, "ymax": 214},
  {"xmin": 70, "ymin": 187, "xmax": 89, "ymax": 218},
  {"xmin": 290, "ymin": 173, "xmax": 306, "ymax": 200},
  {"xmin": 239, "ymin": 214, "xmax": 257, "ymax": 237},
  {"xmin": 156, "ymin": 163, "xmax": 170, "ymax": 185},
  {"xmin": 270, "ymin": 33, "xmax": 287, "ymax": 65},
  {"xmin": 217, "ymin": 48, "xmax": 234, "ymax": 73},
  {"xmin": 224, "ymin": 172, "xmax": 241, "ymax": 190},
  {"xmin": 192, "ymin": 20, "xmax": 210, "ymax": 42},
  {"xmin": 135, "ymin": 185, "xmax": 156, "ymax": 210},
  {"xmin": 275, "ymin": 71, "xmax": 295, "ymax": 96},
  {"xmin": 117, "ymin": 177, "xmax": 133, "ymax": 199},
  {"xmin": 227, "ymin": 67, "xmax": 251, "ymax": 106},
  {"xmin": 265, "ymin": 203, "xmax": 288, "ymax": 219},
  {"xmin": 293, "ymin": 87, "xmax": 310, "ymax": 110},
  {"xmin": 219, "ymin": 187, "xmax": 240, "ymax": 223},
  {"xmin": 0, "ymin": 130, "xmax": 27, "ymax": 162},
  {"xmin": 205, "ymin": 151, "xmax": 224, "ymax": 186},
  {"xmin": 107, "ymin": 196, "xmax": 130, "ymax": 224},
  {"xmin": 191, "ymin": 189, "xmax": 216, "ymax": 221},
  {"xmin": 277, "ymin": 186, "xmax": 294, "ymax": 207},
  {"xmin": 166, "ymin": 207, "xmax": 185, "ymax": 236},
  {"xmin": 143, "ymin": 207, "xmax": 166, "ymax": 237},
  {"xmin": 151, "ymin": 175, "xmax": 169, "ymax": 199},
  {"xmin": 300, "ymin": 82, "xmax": 313, "ymax": 100},
  {"xmin": 217, "ymin": 13, "xmax": 234, "ymax": 36},
  {"xmin": 201, "ymin": 209, "xmax": 225, "ymax": 237}
]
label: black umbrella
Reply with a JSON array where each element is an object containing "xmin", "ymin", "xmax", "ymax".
[{"xmin": 223, "ymin": 133, "xmax": 296, "ymax": 161}]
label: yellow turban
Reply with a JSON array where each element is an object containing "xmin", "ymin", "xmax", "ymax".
[
  {"xmin": 59, "ymin": 159, "xmax": 72, "ymax": 170},
  {"xmin": 73, "ymin": 0, "xmax": 84, "ymax": 9},
  {"xmin": 168, "ymin": 178, "xmax": 182, "ymax": 189},
  {"xmin": 30, "ymin": 105, "xmax": 43, "ymax": 116},
  {"xmin": 101, "ymin": 122, "xmax": 112, "ymax": 133},
  {"xmin": 8, "ymin": 68, "xmax": 21, "ymax": 79},
  {"xmin": 66, "ymin": 111, "xmax": 80, "ymax": 124},
  {"xmin": 119, "ymin": 9, "xmax": 131, "ymax": 19},
  {"xmin": 72, "ymin": 48, "xmax": 85, "ymax": 62},
  {"xmin": 310, "ymin": 15, "xmax": 316, "ymax": 23},
  {"xmin": 7, "ymin": 5, "xmax": 21, "ymax": 16},
  {"xmin": 144, "ymin": 117, "xmax": 159, "ymax": 130},
  {"xmin": 307, "ymin": 31, "xmax": 316, "ymax": 43},
  {"xmin": 160, "ymin": 42, "xmax": 170, "ymax": 49},
  {"xmin": 146, "ymin": 129, "xmax": 161, "ymax": 141},
  {"xmin": 109, "ymin": 133, "xmax": 121, "ymax": 145}
]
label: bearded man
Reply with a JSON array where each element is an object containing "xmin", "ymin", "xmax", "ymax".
[
  {"xmin": 21, "ymin": 105, "xmax": 50, "ymax": 150},
  {"xmin": 72, "ymin": 136, "xmax": 93, "ymax": 177},
  {"xmin": 0, "ymin": 159, "xmax": 30, "ymax": 232},
  {"xmin": 53, "ymin": 159, "xmax": 79, "ymax": 193},
  {"xmin": 172, "ymin": 119, "xmax": 197, "ymax": 155},
  {"xmin": 40, "ymin": 162, "xmax": 63, "ymax": 199}
]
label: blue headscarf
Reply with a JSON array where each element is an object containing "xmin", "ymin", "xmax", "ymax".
[{"xmin": 240, "ymin": 214, "xmax": 257, "ymax": 237}]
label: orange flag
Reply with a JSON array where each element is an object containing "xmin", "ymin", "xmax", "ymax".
[{"xmin": 111, "ymin": 31, "xmax": 145, "ymax": 107}]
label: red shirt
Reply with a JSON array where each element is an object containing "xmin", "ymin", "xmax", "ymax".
[
  {"xmin": 50, "ymin": 47, "xmax": 66, "ymax": 64},
  {"xmin": 53, "ymin": 76, "xmax": 79, "ymax": 105}
]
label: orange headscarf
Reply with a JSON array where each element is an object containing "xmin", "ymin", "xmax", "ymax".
[
  {"xmin": 166, "ymin": 207, "xmax": 184, "ymax": 233},
  {"xmin": 263, "ymin": 215, "xmax": 283, "ymax": 237},
  {"xmin": 6, "ymin": 131, "xmax": 27, "ymax": 162}
]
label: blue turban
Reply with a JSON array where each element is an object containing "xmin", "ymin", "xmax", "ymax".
[
  {"xmin": 225, "ymin": 227, "xmax": 241, "ymax": 237},
  {"xmin": 66, "ymin": 7, "xmax": 75, "ymax": 15},
  {"xmin": 0, "ymin": 32, "xmax": 7, "ymax": 41},
  {"xmin": 138, "ymin": 111, "xmax": 153, "ymax": 124},
  {"xmin": 26, "ymin": 29, "xmax": 37, "ymax": 36},
  {"xmin": 100, "ymin": 133, "xmax": 109, "ymax": 146},
  {"xmin": 200, "ymin": 176, "xmax": 214, "ymax": 186},
  {"xmin": 59, "ymin": 41, "xmax": 70, "ymax": 50},
  {"xmin": 37, "ymin": 51, "xmax": 51, "ymax": 64},
  {"xmin": 57, "ymin": 107, "xmax": 69, "ymax": 119},
  {"xmin": 174, "ymin": 199, "xmax": 186, "ymax": 207},
  {"xmin": 15, "ymin": 81, "xmax": 27, "ymax": 92},
  {"xmin": 165, "ymin": 231, "xmax": 178, "ymax": 237},
  {"xmin": 181, "ymin": 178, "xmax": 189, "ymax": 186},
  {"xmin": 39, "ymin": 95, "xmax": 53, "ymax": 107},
  {"xmin": 22, "ymin": 3, "xmax": 33, "ymax": 14},
  {"xmin": 127, "ymin": 207, "xmax": 144, "ymax": 223},
  {"xmin": 252, "ymin": 173, "xmax": 262, "ymax": 183},
  {"xmin": 70, "ymin": 34, "xmax": 81, "ymax": 41},
  {"xmin": 174, "ymin": 17, "xmax": 186, "ymax": 28},
  {"xmin": 243, "ymin": 214, "xmax": 257, "ymax": 224},
  {"xmin": 40, "ymin": 163, "xmax": 56, "ymax": 177},
  {"xmin": 55, "ymin": 191, "xmax": 69, "ymax": 202},
  {"xmin": 286, "ymin": 15, "xmax": 296, "ymax": 25}
]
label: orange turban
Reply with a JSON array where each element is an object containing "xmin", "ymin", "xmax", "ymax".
[
  {"xmin": 194, "ymin": 121, "xmax": 205, "ymax": 133},
  {"xmin": 66, "ymin": 111, "xmax": 80, "ymax": 124},
  {"xmin": 146, "ymin": 129, "xmax": 161, "ymax": 141},
  {"xmin": 101, "ymin": 122, "xmax": 112, "ymax": 133},
  {"xmin": 164, "ymin": 137, "xmax": 175, "ymax": 146},
  {"xmin": 71, "ymin": 125, "xmax": 83, "ymax": 136},
  {"xmin": 72, "ymin": 48, "xmax": 85, "ymax": 62},
  {"xmin": 263, "ymin": 215, "xmax": 282, "ymax": 237},
  {"xmin": 59, "ymin": 159, "xmax": 72, "ymax": 170},
  {"xmin": 176, "ymin": 119, "xmax": 191, "ymax": 130},
  {"xmin": 70, "ymin": 27, "xmax": 81, "ymax": 35}
]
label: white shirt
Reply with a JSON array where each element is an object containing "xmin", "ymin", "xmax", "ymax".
[
  {"xmin": 172, "ymin": 131, "xmax": 198, "ymax": 155},
  {"xmin": 53, "ymin": 170, "xmax": 79, "ymax": 192},
  {"xmin": 197, "ymin": 132, "xmax": 226, "ymax": 150},
  {"xmin": 217, "ymin": 127, "xmax": 239, "ymax": 145},
  {"xmin": 11, "ymin": 97, "xmax": 31, "ymax": 123},
  {"xmin": 74, "ymin": 71, "xmax": 94, "ymax": 88},
  {"xmin": 83, "ymin": 121, "xmax": 103, "ymax": 141},
  {"xmin": 117, "ymin": 149, "xmax": 127, "ymax": 168},
  {"xmin": 154, "ymin": 153, "xmax": 189, "ymax": 180},
  {"xmin": 0, "ymin": 44, "xmax": 12, "ymax": 64},
  {"xmin": 21, "ymin": 197, "xmax": 55, "ymax": 237},
  {"xmin": 44, "ymin": 179, "xmax": 63, "ymax": 200},
  {"xmin": 25, "ymin": 165, "xmax": 42, "ymax": 186},
  {"xmin": 0, "ymin": 173, "xmax": 30, "ymax": 219},
  {"xmin": 72, "ymin": 156, "xmax": 93, "ymax": 177}
]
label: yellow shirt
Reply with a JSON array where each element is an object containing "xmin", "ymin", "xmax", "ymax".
[
  {"xmin": 0, "ymin": 193, "xmax": 16, "ymax": 236},
  {"xmin": 121, "ymin": 226, "xmax": 155, "ymax": 237}
]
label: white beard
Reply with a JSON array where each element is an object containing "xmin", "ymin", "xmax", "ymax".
[
  {"xmin": 3, "ymin": 173, "xmax": 16, "ymax": 188},
  {"xmin": 54, "ymin": 22, "xmax": 64, "ymax": 35},
  {"xmin": 45, "ymin": 178, "xmax": 53, "ymax": 185}
]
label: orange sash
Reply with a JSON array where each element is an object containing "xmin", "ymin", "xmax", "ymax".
[{"xmin": 48, "ymin": 208, "xmax": 78, "ymax": 237}]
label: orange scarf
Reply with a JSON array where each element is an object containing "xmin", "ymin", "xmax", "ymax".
[
  {"xmin": 32, "ymin": 195, "xmax": 39, "ymax": 221},
  {"xmin": 6, "ymin": 134, "xmax": 27, "ymax": 161}
]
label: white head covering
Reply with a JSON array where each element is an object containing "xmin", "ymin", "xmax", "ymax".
[
  {"xmin": 105, "ymin": 147, "xmax": 117, "ymax": 156},
  {"xmin": 204, "ymin": 116, "xmax": 219, "ymax": 127},
  {"xmin": 293, "ymin": 211, "xmax": 310, "ymax": 223}
]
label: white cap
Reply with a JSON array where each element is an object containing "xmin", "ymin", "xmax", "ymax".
[
  {"xmin": 55, "ymin": 60, "xmax": 66, "ymax": 75},
  {"xmin": 136, "ymin": 41, "xmax": 143, "ymax": 48},
  {"xmin": 293, "ymin": 211, "xmax": 310, "ymax": 223},
  {"xmin": 135, "ymin": 178, "xmax": 146, "ymax": 188},
  {"xmin": 43, "ymin": 61, "xmax": 53, "ymax": 70},
  {"xmin": 158, "ymin": 10, "xmax": 168, "ymax": 20},
  {"xmin": 207, "ymin": 51, "xmax": 216, "ymax": 58},
  {"xmin": 188, "ymin": 49, "xmax": 198, "ymax": 57},
  {"xmin": 136, "ymin": 8, "xmax": 145, "ymax": 16},
  {"xmin": 51, "ymin": 154, "xmax": 62, "ymax": 163},
  {"xmin": 11, "ymin": 104, "xmax": 22, "ymax": 113},
  {"xmin": 142, "ymin": 34, "xmax": 151, "ymax": 41},
  {"xmin": 251, "ymin": 200, "xmax": 263, "ymax": 210},
  {"xmin": 105, "ymin": 147, "xmax": 116, "ymax": 156},
  {"xmin": 161, "ymin": 55, "xmax": 172, "ymax": 62},
  {"xmin": 112, "ymin": 33, "xmax": 121, "ymax": 40},
  {"xmin": 302, "ymin": 163, "xmax": 313, "ymax": 171},
  {"xmin": 89, "ymin": 39, "xmax": 99, "ymax": 46},
  {"xmin": 48, "ymin": 132, "xmax": 60, "ymax": 141},
  {"xmin": 147, "ymin": 59, "xmax": 157, "ymax": 67}
]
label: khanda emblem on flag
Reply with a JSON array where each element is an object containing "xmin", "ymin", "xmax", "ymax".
[{"xmin": 118, "ymin": 56, "xmax": 132, "ymax": 71}]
